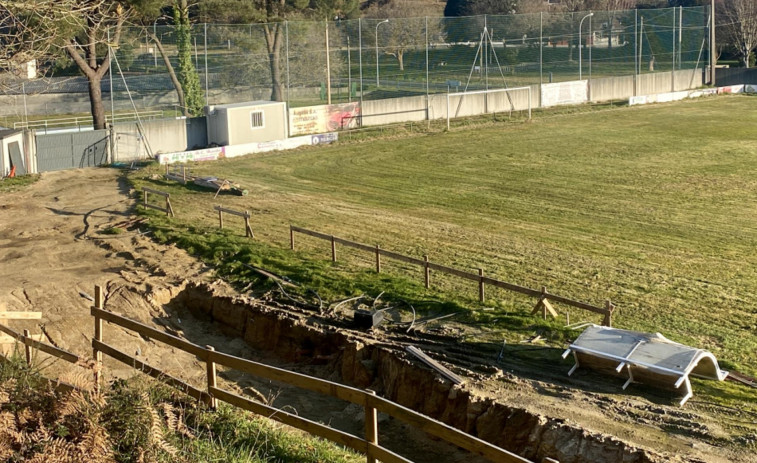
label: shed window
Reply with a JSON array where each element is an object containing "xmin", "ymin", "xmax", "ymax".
[{"xmin": 250, "ymin": 110, "xmax": 264, "ymax": 129}]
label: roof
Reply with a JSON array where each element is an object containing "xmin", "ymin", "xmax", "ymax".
[
  {"xmin": 0, "ymin": 129, "xmax": 23, "ymax": 139},
  {"xmin": 563, "ymin": 325, "xmax": 727, "ymax": 406},
  {"xmin": 210, "ymin": 101, "xmax": 285, "ymax": 110}
]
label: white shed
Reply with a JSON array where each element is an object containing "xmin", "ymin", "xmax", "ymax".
[{"xmin": 205, "ymin": 101, "xmax": 288, "ymax": 146}]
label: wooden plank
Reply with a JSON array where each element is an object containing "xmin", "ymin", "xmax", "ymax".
[
  {"xmin": 0, "ymin": 333, "xmax": 44, "ymax": 344},
  {"xmin": 291, "ymin": 226, "xmax": 332, "ymax": 241},
  {"xmin": 91, "ymin": 307, "xmax": 208, "ymax": 360},
  {"xmin": 0, "ymin": 324, "xmax": 79, "ymax": 363},
  {"xmin": 0, "ymin": 312, "xmax": 42, "ymax": 320},
  {"xmin": 481, "ymin": 276, "xmax": 543, "ymax": 298},
  {"xmin": 426, "ymin": 262, "xmax": 479, "ymax": 281},
  {"xmin": 378, "ymin": 248, "xmax": 426, "ymax": 267},
  {"xmin": 213, "ymin": 205, "xmax": 250, "ymax": 218},
  {"xmin": 405, "ymin": 346, "xmax": 464, "ymax": 385},
  {"xmin": 143, "ymin": 202, "xmax": 169, "ymax": 213},
  {"xmin": 367, "ymin": 394, "xmax": 531, "ymax": 463},
  {"xmin": 333, "ymin": 236, "xmax": 375, "ymax": 253},
  {"xmin": 544, "ymin": 293, "xmax": 607, "ymax": 315},
  {"xmin": 209, "ymin": 387, "xmax": 412, "ymax": 463},
  {"xmin": 208, "ymin": 349, "xmax": 365, "ymax": 404},
  {"xmin": 142, "ymin": 186, "xmax": 170, "ymax": 197},
  {"xmin": 94, "ymin": 339, "xmax": 209, "ymax": 402}
]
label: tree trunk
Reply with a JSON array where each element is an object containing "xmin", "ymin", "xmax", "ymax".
[
  {"xmin": 398, "ymin": 51, "xmax": 404, "ymax": 71},
  {"xmin": 265, "ymin": 23, "xmax": 285, "ymax": 102},
  {"xmin": 148, "ymin": 30, "xmax": 188, "ymax": 117},
  {"xmin": 89, "ymin": 75, "xmax": 107, "ymax": 130}
]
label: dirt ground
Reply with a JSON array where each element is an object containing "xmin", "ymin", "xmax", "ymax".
[{"xmin": 0, "ymin": 168, "xmax": 754, "ymax": 463}]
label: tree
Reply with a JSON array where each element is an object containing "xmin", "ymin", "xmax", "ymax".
[
  {"xmin": 174, "ymin": 0, "xmax": 204, "ymax": 115},
  {"xmin": 198, "ymin": 0, "xmax": 358, "ymax": 102},
  {"xmin": 722, "ymin": 0, "xmax": 757, "ymax": 67},
  {"xmin": 2, "ymin": 0, "xmax": 165, "ymax": 129},
  {"xmin": 364, "ymin": 1, "xmax": 445, "ymax": 72}
]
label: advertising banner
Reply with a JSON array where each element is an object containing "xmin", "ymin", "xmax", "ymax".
[
  {"xmin": 288, "ymin": 102, "xmax": 360, "ymax": 136},
  {"xmin": 541, "ymin": 81, "xmax": 589, "ymax": 107}
]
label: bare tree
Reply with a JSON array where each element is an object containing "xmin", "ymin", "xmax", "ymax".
[
  {"xmin": 364, "ymin": 0, "xmax": 444, "ymax": 72},
  {"xmin": 722, "ymin": 0, "xmax": 757, "ymax": 67}
]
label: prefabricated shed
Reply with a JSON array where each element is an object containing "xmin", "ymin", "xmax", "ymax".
[{"xmin": 206, "ymin": 101, "xmax": 288, "ymax": 146}]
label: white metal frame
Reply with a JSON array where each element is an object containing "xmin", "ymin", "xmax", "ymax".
[{"xmin": 562, "ymin": 342, "xmax": 727, "ymax": 406}]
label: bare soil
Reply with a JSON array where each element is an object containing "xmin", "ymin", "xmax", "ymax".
[{"xmin": 0, "ymin": 168, "xmax": 754, "ymax": 463}]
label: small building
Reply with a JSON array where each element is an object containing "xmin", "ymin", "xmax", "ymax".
[{"xmin": 205, "ymin": 101, "xmax": 288, "ymax": 146}]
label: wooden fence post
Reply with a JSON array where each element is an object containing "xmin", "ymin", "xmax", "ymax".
[
  {"xmin": 331, "ymin": 235, "xmax": 337, "ymax": 262},
  {"xmin": 290, "ymin": 226, "xmax": 295, "ymax": 250},
  {"xmin": 365, "ymin": 390, "xmax": 378, "ymax": 463},
  {"xmin": 218, "ymin": 208, "xmax": 224, "ymax": 229},
  {"xmin": 23, "ymin": 329, "xmax": 31, "ymax": 365},
  {"xmin": 478, "ymin": 268, "xmax": 485, "ymax": 303},
  {"xmin": 93, "ymin": 285, "xmax": 104, "ymax": 394},
  {"xmin": 603, "ymin": 300, "xmax": 613, "ymax": 327},
  {"xmin": 375, "ymin": 245, "xmax": 381, "ymax": 273},
  {"xmin": 244, "ymin": 212, "xmax": 254, "ymax": 238},
  {"xmin": 206, "ymin": 345, "xmax": 218, "ymax": 409},
  {"xmin": 423, "ymin": 255, "xmax": 430, "ymax": 289},
  {"xmin": 165, "ymin": 195, "xmax": 175, "ymax": 217},
  {"xmin": 143, "ymin": 189, "xmax": 148, "ymax": 208}
]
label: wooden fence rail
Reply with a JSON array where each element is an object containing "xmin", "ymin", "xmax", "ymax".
[
  {"xmin": 213, "ymin": 205, "xmax": 254, "ymax": 238},
  {"xmin": 90, "ymin": 285, "xmax": 531, "ymax": 463},
  {"xmin": 290, "ymin": 225, "xmax": 614, "ymax": 326},
  {"xmin": 141, "ymin": 187, "xmax": 174, "ymax": 217},
  {"xmin": 0, "ymin": 320, "xmax": 85, "ymax": 393}
]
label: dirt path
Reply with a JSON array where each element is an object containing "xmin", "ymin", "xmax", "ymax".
[{"xmin": 0, "ymin": 168, "xmax": 753, "ymax": 463}]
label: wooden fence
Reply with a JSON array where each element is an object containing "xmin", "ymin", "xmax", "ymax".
[
  {"xmin": 89, "ymin": 285, "xmax": 531, "ymax": 463},
  {"xmin": 214, "ymin": 205, "xmax": 254, "ymax": 238},
  {"xmin": 290, "ymin": 225, "xmax": 615, "ymax": 326},
  {"xmin": 141, "ymin": 187, "xmax": 174, "ymax": 217},
  {"xmin": 0, "ymin": 318, "xmax": 87, "ymax": 394}
]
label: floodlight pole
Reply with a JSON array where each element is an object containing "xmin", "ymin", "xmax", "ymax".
[
  {"xmin": 579, "ymin": 12, "xmax": 593, "ymax": 81},
  {"xmin": 375, "ymin": 19, "xmax": 389, "ymax": 87}
]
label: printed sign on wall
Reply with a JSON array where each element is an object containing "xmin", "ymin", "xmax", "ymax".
[{"xmin": 289, "ymin": 102, "xmax": 361, "ymax": 136}]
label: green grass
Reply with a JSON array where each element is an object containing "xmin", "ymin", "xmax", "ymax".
[
  {"xmin": 0, "ymin": 174, "xmax": 39, "ymax": 193},
  {"xmin": 130, "ymin": 95, "xmax": 757, "ymax": 409},
  {"xmin": 0, "ymin": 356, "xmax": 361, "ymax": 463}
]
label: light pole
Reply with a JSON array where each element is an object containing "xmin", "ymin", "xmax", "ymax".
[
  {"xmin": 375, "ymin": 19, "xmax": 389, "ymax": 87},
  {"xmin": 579, "ymin": 12, "xmax": 593, "ymax": 80}
]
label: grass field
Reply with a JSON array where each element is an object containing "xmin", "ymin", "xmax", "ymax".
[{"xmin": 132, "ymin": 95, "xmax": 757, "ymax": 404}]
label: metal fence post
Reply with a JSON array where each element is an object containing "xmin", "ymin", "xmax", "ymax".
[{"xmin": 204, "ymin": 23, "xmax": 209, "ymax": 102}]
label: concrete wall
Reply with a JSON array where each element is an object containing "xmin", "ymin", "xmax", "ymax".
[
  {"xmin": 361, "ymin": 85, "xmax": 538, "ymax": 127},
  {"xmin": 590, "ymin": 69, "xmax": 703, "ymax": 102},
  {"xmin": 112, "ymin": 117, "xmax": 207, "ymax": 161}
]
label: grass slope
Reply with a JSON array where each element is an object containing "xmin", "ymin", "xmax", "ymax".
[{"xmin": 131, "ymin": 95, "xmax": 757, "ymax": 408}]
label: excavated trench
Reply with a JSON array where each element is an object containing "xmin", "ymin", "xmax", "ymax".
[{"xmin": 156, "ymin": 281, "xmax": 663, "ymax": 463}]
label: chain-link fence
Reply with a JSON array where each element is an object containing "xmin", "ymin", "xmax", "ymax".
[{"xmin": 1, "ymin": 6, "xmax": 709, "ymax": 120}]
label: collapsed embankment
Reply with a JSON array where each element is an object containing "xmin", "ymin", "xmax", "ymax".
[{"xmin": 157, "ymin": 281, "xmax": 667, "ymax": 463}]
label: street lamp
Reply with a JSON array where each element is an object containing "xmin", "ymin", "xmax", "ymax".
[
  {"xmin": 579, "ymin": 12, "xmax": 593, "ymax": 80},
  {"xmin": 375, "ymin": 19, "xmax": 389, "ymax": 87}
]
